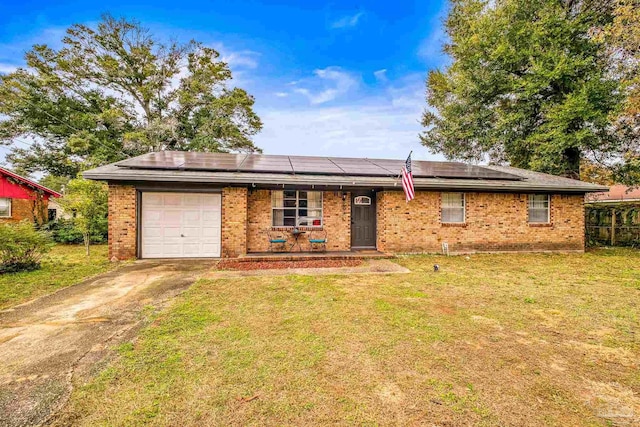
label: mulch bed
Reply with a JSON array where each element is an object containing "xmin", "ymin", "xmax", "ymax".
[{"xmin": 217, "ymin": 259, "xmax": 363, "ymax": 271}]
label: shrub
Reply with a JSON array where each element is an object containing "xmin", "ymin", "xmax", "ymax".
[
  {"xmin": 44, "ymin": 218, "xmax": 107, "ymax": 244},
  {"xmin": 0, "ymin": 221, "xmax": 53, "ymax": 273}
]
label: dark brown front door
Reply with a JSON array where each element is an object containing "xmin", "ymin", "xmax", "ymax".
[{"xmin": 351, "ymin": 192, "xmax": 376, "ymax": 248}]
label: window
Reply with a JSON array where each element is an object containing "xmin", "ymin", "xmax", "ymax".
[
  {"xmin": 441, "ymin": 193, "xmax": 465, "ymax": 223},
  {"xmin": 272, "ymin": 191, "xmax": 323, "ymax": 227},
  {"xmin": 0, "ymin": 198, "xmax": 11, "ymax": 218},
  {"xmin": 528, "ymin": 194, "xmax": 550, "ymax": 223}
]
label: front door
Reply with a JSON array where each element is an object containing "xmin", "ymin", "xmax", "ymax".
[{"xmin": 351, "ymin": 192, "xmax": 376, "ymax": 248}]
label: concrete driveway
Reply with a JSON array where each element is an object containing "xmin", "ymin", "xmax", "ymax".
[{"xmin": 0, "ymin": 260, "xmax": 212, "ymax": 427}]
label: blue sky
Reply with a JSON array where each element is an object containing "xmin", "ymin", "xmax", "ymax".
[{"xmin": 0, "ymin": 0, "xmax": 450, "ymax": 165}]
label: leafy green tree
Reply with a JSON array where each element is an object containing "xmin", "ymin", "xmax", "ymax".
[
  {"xmin": 0, "ymin": 14, "xmax": 262, "ymax": 178},
  {"xmin": 600, "ymin": 0, "xmax": 640, "ymax": 186},
  {"xmin": 59, "ymin": 178, "xmax": 108, "ymax": 256},
  {"xmin": 421, "ymin": 0, "xmax": 626, "ymax": 180},
  {"xmin": 39, "ymin": 175, "xmax": 70, "ymax": 193}
]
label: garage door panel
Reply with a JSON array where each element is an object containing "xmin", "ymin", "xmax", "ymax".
[
  {"xmin": 144, "ymin": 193, "xmax": 164, "ymax": 206},
  {"xmin": 141, "ymin": 192, "xmax": 221, "ymax": 258},
  {"xmin": 202, "ymin": 243, "xmax": 220, "ymax": 257},
  {"xmin": 142, "ymin": 226, "xmax": 164, "ymax": 239},
  {"xmin": 183, "ymin": 210, "xmax": 201, "ymax": 222},
  {"xmin": 201, "ymin": 226, "xmax": 219, "ymax": 238},
  {"xmin": 183, "ymin": 194, "xmax": 204, "ymax": 206},
  {"xmin": 163, "ymin": 194, "xmax": 183, "ymax": 206},
  {"xmin": 162, "ymin": 227, "xmax": 182, "ymax": 238},
  {"xmin": 143, "ymin": 246, "xmax": 163, "ymax": 257}
]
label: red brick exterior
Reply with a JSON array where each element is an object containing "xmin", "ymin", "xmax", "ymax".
[
  {"xmin": 377, "ymin": 191, "xmax": 585, "ymax": 253},
  {"xmin": 246, "ymin": 190, "xmax": 350, "ymax": 252},
  {"xmin": 106, "ymin": 184, "xmax": 586, "ymax": 260},
  {"xmin": 0, "ymin": 198, "xmax": 48, "ymax": 225},
  {"xmin": 108, "ymin": 184, "xmax": 137, "ymax": 261},
  {"xmin": 221, "ymin": 187, "xmax": 248, "ymax": 258}
]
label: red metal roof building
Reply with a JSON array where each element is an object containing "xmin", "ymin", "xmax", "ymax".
[{"xmin": 0, "ymin": 167, "xmax": 61, "ymax": 224}]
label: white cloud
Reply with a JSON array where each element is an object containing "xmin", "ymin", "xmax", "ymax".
[
  {"xmin": 373, "ymin": 69, "xmax": 388, "ymax": 83},
  {"xmin": 274, "ymin": 92, "xmax": 288, "ymax": 98},
  {"xmin": 221, "ymin": 49, "xmax": 260, "ymax": 70},
  {"xmin": 417, "ymin": 4, "xmax": 451, "ymax": 66},
  {"xmin": 0, "ymin": 63, "xmax": 18, "ymax": 74},
  {"xmin": 254, "ymin": 74, "xmax": 441, "ymax": 161},
  {"xmin": 291, "ymin": 66, "xmax": 358, "ymax": 105},
  {"xmin": 330, "ymin": 12, "xmax": 365, "ymax": 29}
]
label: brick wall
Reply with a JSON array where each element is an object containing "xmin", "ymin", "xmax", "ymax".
[
  {"xmin": 246, "ymin": 190, "xmax": 351, "ymax": 252},
  {"xmin": 108, "ymin": 184, "xmax": 137, "ymax": 261},
  {"xmin": 377, "ymin": 191, "xmax": 585, "ymax": 253},
  {"xmin": 222, "ymin": 187, "xmax": 247, "ymax": 257},
  {"xmin": 0, "ymin": 198, "xmax": 48, "ymax": 225}
]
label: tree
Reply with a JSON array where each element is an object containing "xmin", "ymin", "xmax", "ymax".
[
  {"xmin": 59, "ymin": 178, "xmax": 108, "ymax": 256},
  {"xmin": 39, "ymin": 175, "xmax": 70, "ymax": 193},
  {"xmin": 600, "ymin": 0, "xmax": 640, "ymax": 186},
  {"xmin": 0, "ymin": 14, "xmax": 262, "ymax": 178},
  {"xmin": 421, "ymin": 0, "xmax": 626, "ymax": 180}
]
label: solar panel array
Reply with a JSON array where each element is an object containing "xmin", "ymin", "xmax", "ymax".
[{"xmin": 115, "ymin": 151, "xmax": 522, "ymax": 180}]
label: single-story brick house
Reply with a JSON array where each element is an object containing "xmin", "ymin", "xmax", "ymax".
[
  {"xmin": 83, "ymin": 151, "xmax": 607, "ymax": 260},
  {"xmin": 0, "ymin": 167, "xmax": 61, "ymax": 225}
]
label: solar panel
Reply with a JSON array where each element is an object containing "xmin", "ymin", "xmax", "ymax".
[
  {"xmin": 116, "ymin": 151, "xmax": 523, "ymax": 180},
  {"xmin": 237, "ymin": 154, "xmax": 293, "ymax": 173},
  {"xmin": 290, "ymin": 157, "xmax": 344, "ymax": 174},
  {"xmin": 115, "ymin": 151, "xmax": 186, "ymax": 169},
  {"xmin": 330, "ymin": 158, "xmax": 390, "ymax": 175}
]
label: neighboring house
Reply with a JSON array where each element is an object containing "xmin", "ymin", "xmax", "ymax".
[
  {"xmin": 83, "ymin": 151, "xmax": 606, "ymax": 260},
  {"xmin": 585, "ymin": 185, "xmax": 640, "ymax": 246},
  {"xmin": 0, "ymin": 167, "xmax": 62, "ymax": 225},
  {"xmin": 47, "ymin": 199, "xmax": 73, "ymax": 221},
  {"xmin": 585, "ymin": 185, "xmax": 640, "ymax": 203}
]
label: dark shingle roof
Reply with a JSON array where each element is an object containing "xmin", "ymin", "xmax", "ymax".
[{"xmin": 84, "ymin": 152, "xmax": 607, "ymax": 193}]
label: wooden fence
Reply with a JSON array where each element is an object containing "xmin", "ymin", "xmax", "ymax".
[{"xmin": 585, "ymin": 202, "xmax": 640, "ymax": 247}]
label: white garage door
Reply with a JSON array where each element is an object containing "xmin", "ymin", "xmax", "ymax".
[{"xmin": 141, "ymin": 192, "xmax": 221, "ymax": 258}]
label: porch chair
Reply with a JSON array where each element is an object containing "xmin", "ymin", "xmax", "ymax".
[
  {"xmin": 267, "ymin": 228, "xmax": 288, "ymax": 252},
  {"xmin": 308, "ymin": 229, "xmax": 328, "ymax": 252}
]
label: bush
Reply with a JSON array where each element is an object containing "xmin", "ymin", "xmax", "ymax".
[
  {"xmin": 44, "ymin": 218, "xmax": 107, "ymax": 244},
  {"xmin": 0, "ymin": 221, "xmax": 53, "ymax": 273}
]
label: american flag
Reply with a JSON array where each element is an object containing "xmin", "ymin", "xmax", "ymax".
[{"xmin": 401, "ymin": 152, "xmax": 415, "ymax": 202}]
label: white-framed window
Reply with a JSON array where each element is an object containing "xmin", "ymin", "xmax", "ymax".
[
  {"xmin": 441, "ymin": 192, "xmax": 465, "ymax": 223},
  {"xmin": 0, "ymin": 198, "xmax": 11, "ymax": 218},
  {"xmin": 272, "ymin": 190, "xmax": 323, "ymax": 227},
  {"xmin": 528, "ymin": 194, "xmax": 550, "ymax": 223}
]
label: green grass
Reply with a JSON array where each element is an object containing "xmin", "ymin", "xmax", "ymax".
[
  {"xmin": 55, "ymin": 248, "xmax": 640, "ymax": 426},
  {"xmin": 0, "ymin": 244, "xmax": 114, "ymax": 309}
]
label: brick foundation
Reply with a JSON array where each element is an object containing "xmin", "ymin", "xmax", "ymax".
[{"xmin": 377, "ymin": 191, "xmax": 585, "ymax": 253}]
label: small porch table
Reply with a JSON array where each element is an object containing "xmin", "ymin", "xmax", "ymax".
[{"xmin": 289, "ymin": 228, "xmax": 306, "ymax": 252}]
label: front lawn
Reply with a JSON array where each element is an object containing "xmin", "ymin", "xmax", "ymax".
[
  {"xmin": 56, "ymin": 249, "xmax": 639, "ymax": 426},
  {"xmin": 0, "ymin": 244, "xmax": 114, "ymax": 309}
]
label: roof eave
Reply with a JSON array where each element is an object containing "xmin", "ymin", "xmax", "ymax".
[{"xmin": 83, "ymin": 168, "xmax": 607, "ymax": 193}]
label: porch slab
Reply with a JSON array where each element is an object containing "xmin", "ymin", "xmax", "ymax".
[
  {"xmin": 235, "ymin": 250, "xmax": 393, "ymax": 262},
  {"xmin": 206, "ymin": 259, "xmax": 409, "ymax": 278}
]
